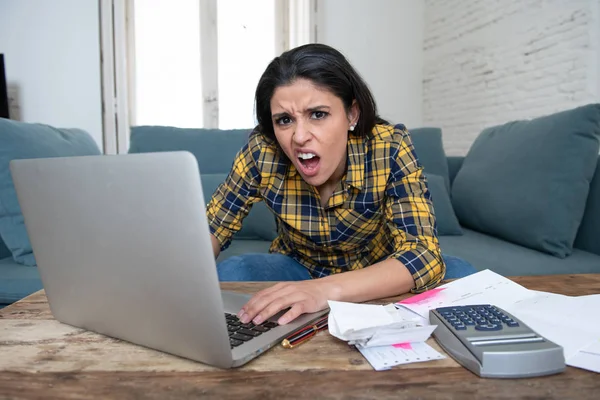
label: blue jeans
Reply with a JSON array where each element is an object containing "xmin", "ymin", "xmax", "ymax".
[{"xmin": 217, "ymin": 253, "xmax": 477, "ymax": 281}]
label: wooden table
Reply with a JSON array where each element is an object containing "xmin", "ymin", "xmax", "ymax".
[{"xmin": 0, "ymin": 275, "xmax": 599, "ymax": 399}]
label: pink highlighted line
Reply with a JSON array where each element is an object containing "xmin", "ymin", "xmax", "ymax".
[{"xmin": 399, "ymin": 287, "xmax": 446, "ymax": 304}]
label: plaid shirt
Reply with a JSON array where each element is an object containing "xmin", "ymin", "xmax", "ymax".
[{"xmin": 207, "ymin": 124, "xmax": 445, "ymax": 292}]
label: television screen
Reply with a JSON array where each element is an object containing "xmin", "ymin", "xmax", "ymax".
[{"xmin": 0, "ymin": 54, "xmax": 9, "ymax": 119}]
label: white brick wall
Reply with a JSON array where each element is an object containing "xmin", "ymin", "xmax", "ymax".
[{"xmin": 423, "ymin": 0, "xmax": 600, "ymax": 155}]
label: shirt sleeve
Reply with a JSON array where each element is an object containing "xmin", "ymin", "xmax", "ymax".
[
  {"xmin": 206, "ymin": 137, "xmax": 263, "ymax": 251},
  {"xmin": 384, "ymin": 127, "xmax": 446, "ymax": 293}
]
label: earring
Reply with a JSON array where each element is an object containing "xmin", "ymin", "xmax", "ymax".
[{"xmin": 349, "ymin": 125, "xmax": 355, "ymax": 131}]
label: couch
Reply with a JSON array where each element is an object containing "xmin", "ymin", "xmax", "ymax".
[{"xmin": 1, "ymin": 104, "xmax": 599, "ymax": 307}]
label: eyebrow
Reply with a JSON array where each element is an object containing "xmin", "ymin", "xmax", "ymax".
[{"xmin": 272, "ymin": 105, "xmax": 331, "ymax": 120}]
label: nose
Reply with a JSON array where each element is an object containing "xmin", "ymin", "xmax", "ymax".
[{"xmin": 293, "ymin": 120, "xmax": 311, "ymax": 144}]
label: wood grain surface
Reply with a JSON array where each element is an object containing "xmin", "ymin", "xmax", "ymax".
[{"xmin": 0, "ymin": 275, "xmax": 598, "ymax": 399}]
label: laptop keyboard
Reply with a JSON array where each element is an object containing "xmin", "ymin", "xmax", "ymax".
[{"xmin": 225, "ymin": 313, "xmax": 279, "ymax": 348}]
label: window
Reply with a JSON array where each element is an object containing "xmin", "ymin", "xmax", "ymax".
[
  {"xmin": 100, "ymin": 0, "xmax": 315, "ymax": 153},
  {"xmin": 217, "ymin": 0, "xmax": 277, "ymax": 129},
  {"xmin": 132, "ymin": 0, "xmax": 203, "ymax": 128}
]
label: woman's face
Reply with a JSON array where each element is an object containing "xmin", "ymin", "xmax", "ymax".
[{"xmin": 270, "ymin": 78, "xmax": 359, "ymax": 190}]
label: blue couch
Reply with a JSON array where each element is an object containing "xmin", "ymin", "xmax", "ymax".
[{"xmin": 1, "ymin": 104, "xmax": 599, "ymax": 307}]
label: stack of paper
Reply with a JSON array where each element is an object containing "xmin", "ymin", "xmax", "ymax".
[
  {"xmin": 327, "ymin": 300, "xmax": 444, "ymax": 371},
  {"xmin": 395, "ymin": 269, "xmax": 600, "ymax": 374}
]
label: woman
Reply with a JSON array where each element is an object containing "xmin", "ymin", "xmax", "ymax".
[{"xmin": 207, "ymin": 44, "xmax": 476, "ymax": 326}]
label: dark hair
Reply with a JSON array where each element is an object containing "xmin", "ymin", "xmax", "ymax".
[{"xmin": 254, "ymin": 43, "xmax": 388, "ymax": 139}]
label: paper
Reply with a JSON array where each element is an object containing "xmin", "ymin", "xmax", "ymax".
[
  {"xmin": 359, "ymin": 325, "xmax": 437, "ymax": 348},
  {"xmin": 327, "ymin": 300, "xmax": 436, "ymax": 348},
  {"xmin": 397, "ymin": 269, "xmax": 537, "ymax": 320},
  {"xmin": 504, "ymin": 292, "xmax": 600, "ymax": 359},
  {"xmin": 358, "ymin": 342, "xmax": 445, "ymax": 371},
  {"xmin": 509, "ymin": 292, "xmax": 600, "ymax": 334},
  {"xmin": 506, "ymin": 312, "xmax": 597, "ymax": 359},
  {"xmin": 567, "ymin": 340, "xmax": 600, "ymax": 373},
  {"xmin": 395, "ymin": 269, "xmax": 600, "ymax": 373},
  {"xmin": 400, "ymin": 288, "xmax": 445, "ymax": 304}
]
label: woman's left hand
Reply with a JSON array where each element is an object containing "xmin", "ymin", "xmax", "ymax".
[{"xmin": 237, "ymin": 279, "xmax": 334, "ymax": 325}]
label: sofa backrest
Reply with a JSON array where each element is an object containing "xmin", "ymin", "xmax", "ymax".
[
  {"xmin": 448, "ymin": 155, "xmax": 600, "ymax": 256},
  {"xmin": 0, "ymin": 237, "xmax": 10, "ymax": 260},
  {"xmin": 574, "ymin": 155, "xmax": 600, "ymax": 256},
  {"xmin": 447, "ymin": 156, "xmax": 464, "ymax": 186},
  {"xmin": 128, "ymin": 126, "xmax": 278, "ymax": 241},
  {"xmin": 129, "ymin": 126, "xmax": 252, "ymax": 174}
]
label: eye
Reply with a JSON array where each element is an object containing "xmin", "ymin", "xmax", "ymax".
[
  {"xmin": 311, "ymin": 111, "xmax": 328, "ymax": 120},
  {"xmin": 275, "ymin": 115, "xmax": 292, "ymax": 125}
]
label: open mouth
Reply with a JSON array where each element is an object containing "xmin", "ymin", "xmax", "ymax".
[{"xmin": 297, "ymin": 152, "xmax": 321, "ymax": 175}]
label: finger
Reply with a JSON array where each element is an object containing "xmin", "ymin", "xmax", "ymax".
[
  {"xmin": 237, "ymin": 283, "xmax": 287, "ymax": 318},
  {"xmin": 252, "ymin": 292, "xmax": 307, "ymax": 325},
  {"xmin": 277, "ymin": 302, "xmax": 307, "ymax": 325},
  {"xmin": 238, "ymin": 283, "xmax": 294, "ymax": 323},
  {"xmin": 239, "ymin": 283, "xmax": 291, "ymax": 319}
]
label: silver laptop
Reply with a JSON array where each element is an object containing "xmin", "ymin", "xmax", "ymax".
[{"xmin": 10, "ymin": 151, "xmax": 328, "ymax": 368}]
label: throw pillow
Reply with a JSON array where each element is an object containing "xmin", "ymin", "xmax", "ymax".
[
  {"xmin": 425, "ymin": 173, "xmax": 463, "ymax": 236},
  {"xmin": 202, "ymin": 173, "xmax": 278, "ymax": 241},
  {"xmin": 0, "ymin": 119, "xmax": 101, "ymax": 265},
  {"xmin": 451, "ymin": 104, "xmax": 600, "ymax": 258},
  {"xmin": 409, "ymin": 127, "xmax": 451, "ymax": 191}
]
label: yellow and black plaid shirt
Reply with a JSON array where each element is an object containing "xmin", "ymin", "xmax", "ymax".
[{"xmin": 207, "ymin": 124, "xmax": 445, "ymax": 292}]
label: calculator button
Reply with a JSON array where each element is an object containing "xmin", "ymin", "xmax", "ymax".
[
  {"xmin": 506, "ymin": 321, "xmax": 520, "ymax": 327},
  {"xmin": 454, "ymin": 325, "xmax": 467, "ymax": 330},
  {"xmin": 475, "ymin": 324, "xmax": 502, "ymax": 331}
]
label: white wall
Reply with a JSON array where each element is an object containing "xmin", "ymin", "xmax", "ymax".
[
  {"xmin": 317, "ymin": 0, "xmax": 424, "ymax": 129},
  {"xmin": 0, "ymin": 0, "xmax": 104, "ymax": 150},
  {"xmin": 423, "ymin": 0, "xmax": 600, "ymax": 155}
]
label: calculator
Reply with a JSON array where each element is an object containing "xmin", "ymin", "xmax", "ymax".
[{"xmin": 430, "ymin": 304, "xmax": 565, "ymax": 378}]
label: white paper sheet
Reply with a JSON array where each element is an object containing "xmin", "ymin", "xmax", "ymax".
[
  {"xmin": 502, "ymin": 292, "xmax": 600, "ymax": 358},
  {"xmin": 327, "ymin": 300, "xmax": 436, "ymax": 348},
  {"xmin": 357, "ymin": 342, "xmax": 445, "ymax": 371},
  {"xmin": 396, "ymin": 269, "xmax": 537, "ymax": 319},
  {"xmin": 567, "ymin": 340, "xmax": 600, "ymax": 373},
  {"xmin": 353, "ymin": 325, "xmax": 438, "ymax": 348}
]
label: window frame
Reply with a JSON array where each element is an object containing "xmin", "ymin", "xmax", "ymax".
[{"xmin": 100, "ymin": 0, "xmax": 316, "ymax": 152}]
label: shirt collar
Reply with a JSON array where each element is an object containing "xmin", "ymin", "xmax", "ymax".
[{"xmin": 285, "ymin": 135, "xmax": 366, "ymax": 189}]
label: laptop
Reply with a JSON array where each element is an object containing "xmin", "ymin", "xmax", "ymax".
[{"xmin": 10, "ymin": 151, "xmax": 328, "ymax": 368}]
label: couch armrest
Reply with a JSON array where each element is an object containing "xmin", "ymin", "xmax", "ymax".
[{"xmin": 447, "ymin": 156, "xmax": 465, "ymax": 186}]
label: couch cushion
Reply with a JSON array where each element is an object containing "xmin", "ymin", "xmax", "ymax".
[
  {"xmin": 451, "ymin": 104, "xmax": 600, "ymax": 258},
  {"xmin": 439, "ymin": 228, "xmax": 600, "ymax": 276},
  {"xmin": 0, "ymin": 119, "xmax": 101, "ymax": 266},
  {"xmin": 426, "ymin": 173, "xmax": 462, "ymax": 236},
  {"xmin": 410, "ymin": 127, "xmax": 451, "ymax": 190},
  {"xmin": 0, "ymin": 257, "xmax": 42, "ymax": 304},
  {"xmin": 202, "ymin": 173, "xmax": 277, "ymax": 241},
  {"xmin": 574, "ymin": 156, "xmax": 600, "ymax": 256},
  {"xmin": 447, "ymin": 156, "xmax": 464, "ymax": 185},
  {"xmin": 0, "ymin": 236, "xmax": 10, "ymax": 260},
  {"xmin": 129, "ymin": 126, "xmax": 252, "ymax": 174}
]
